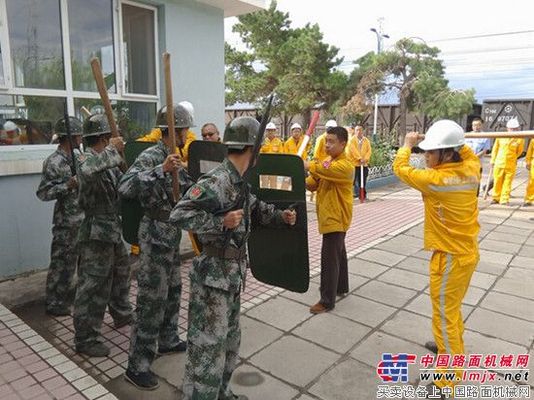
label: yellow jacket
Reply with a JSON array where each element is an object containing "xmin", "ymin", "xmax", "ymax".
[
  {"xmin": 346, "ymin": 136, "xmax": 372, "ymax": 167},
  {"xmin": 284, "ymin": 136, "xmax": 311, "ymax": 160},
  {"xmin": 490, "ymin": 138, "xmax": 524, "ymax": 170},
  {"xmin": 525, "ymin": 140, "xmax": 533, "ymax": 167},
  {"xmin": 313, "ymin": 132, "xmax": 328, "ymax": 162},
  {"xmin": 306, "ymin": 153, "xmax": 354, "ymax": 234},
  {"xmin": 137, "ymin": 128, "xmax": 196, "ymax": 161},
  {"xmin": 260, "ymin": 137, "xmax": 284, "ymax": 154},
  {"xmin": 393, "ymin": 146, "xmax": 481, "ymax": 255}
]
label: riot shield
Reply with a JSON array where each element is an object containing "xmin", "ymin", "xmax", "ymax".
[
  {"xmin": 121, "ymin": 141, "xmax": 154, "ymax": 245},
  {"xmin": 248, "ymin": 154, "xmax": 310, "ymax": 293},
  {"xmin": 187, "ymin": 140, "xmax": 227, "ymax": 181}
]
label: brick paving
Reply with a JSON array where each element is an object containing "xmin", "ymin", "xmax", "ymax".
[{"xmin": 4, "ymin": 165, "xmax": 532, "ymax": 399}]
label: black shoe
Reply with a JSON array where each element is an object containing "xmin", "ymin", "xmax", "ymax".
[
  {"xmin": 124, "ymin": 369, "xmax": 159, "ymax": 391},
  {"xmin": 46, "ymin": 307, "xmax": 71, "ymax": 317},
  {"xmin": 424, "ymin": 341, "xmax": 438, "ymax": 354},
  {"xmin": 75, "ymin": 342, "xmax": 110, "ymax": 357},
  {"xmin": 158, "ymin": 340, "xmax": 187, "ymax": 354},
  {"xmin": 490, "ymin": 200, "xmax": 499, "ymax": 204},
  {"xmin": 114, "ymin": 314, "xmax": 133, "ymax": 329},
  {"xmin": 220, "ymin": 395, "xmax": 249, "ymax": 400}
]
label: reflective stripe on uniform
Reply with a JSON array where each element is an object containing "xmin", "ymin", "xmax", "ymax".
[
  {"xmin": 429, "ymin": 183, "xmax": 478, "ymax": 192},
  {"xmin": 440, "ymin": 254, "xmax": 453, "ymax": 356}
]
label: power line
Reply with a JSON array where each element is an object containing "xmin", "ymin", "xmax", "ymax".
[{"xmin": 428, "ymin": 30, "xmax": 534, "ymax": 43}]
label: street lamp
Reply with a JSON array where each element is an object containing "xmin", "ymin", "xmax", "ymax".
[{"xmin": 370, "ymin": 24, "xmax": 389, "ymax": 140}]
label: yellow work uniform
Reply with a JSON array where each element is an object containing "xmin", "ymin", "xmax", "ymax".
[
  {"xmin": 346, "ymin": 136, "xmax": 372, "ymax": 167},
  {"xmin": 306, "ymin": 153, "xmax": 354, "ymax": 234},
  {"xmin": 393, "ymin": 145, "xmax": 481, "ymax": 389},
  {"xmin": 525, "ymin": 140, "xmax": 534, "ymax": 203},
  {"xmin": 260, "ymin": 137, "xmax": 284, "ymax": 154},
  {"xmin": 284, "ymin": 136, "xmax": 311, "ymax": 160},
  {"xmin": 260, "ymin": 137, "xmax": 284, "ymax": 189},
  {"xmin": 313, "ymin": 132, "xmax": 328, "ymax": 162},
  {"xmin": 491, "ymin": 137, "xmax": 524, "ymax": 204},
  {"xmin": 137, "ymin": 128, "xmax": 196, "ymax": 162}
]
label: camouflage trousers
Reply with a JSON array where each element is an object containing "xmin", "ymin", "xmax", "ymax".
[
  {"xmin": 182, "ymin": 277, "xmax": 241, "ymax": 400},
  {"xmin": 46, "ymin": 225, "xmax": 79, "ymax": 312},
  {"xmin": 73, "ymin": 240, "xmax": 132, "ymax": 347},
  {"xmin": 127, "ymin": 241, "xmax": 183, "ymax": 373}
]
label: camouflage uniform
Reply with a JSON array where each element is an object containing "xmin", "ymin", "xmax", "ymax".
[
  {"xmin": 73, "ymin": 145, "xmax": 132, "ymax": 348},
  {"xmin": 36, "ymin": 148, "xmax": 83, "ymax": 312},
  {"xmin": 170, "ymin": 158, "xmax": 284, "ymax": 400},
  {"xmin": 118, "ymin": 141, "xmax": 193, "ymax": 374}
]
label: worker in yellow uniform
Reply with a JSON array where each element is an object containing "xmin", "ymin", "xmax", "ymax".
[
  {"xmin": 260, "ymin": 122, "xmax": 284, "ymax": 188},
  {"xmin": 284, "ymin": 123, "xmax": 311, "ymax": 159},
  {"xmin": 305, "ymin": 126, "xmax": 354, "ymax": 314},
  {"xmin": 313, "ymin": 119, "xmax": 337, "ymax": 162},
  {"xmin": 310, "ymin": 120, "xmax": 337, "ymax": 201},
  {"xmin": 346, "ymin": 125, "xmax": 372, "ymax": 199},
  {"xmin": 524, "ymin": 139, "xmax": 534, "ymax": 206},
  {"xmin": 393, "ymin": 120, "xmax": 480, "ymax": 397},
  {"xmin": 490, "ymin": 118, "xmax": 524, "ymax": 205}
]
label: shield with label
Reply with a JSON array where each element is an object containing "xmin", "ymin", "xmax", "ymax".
[
  {"xmin": 187, "ymin": 140, "xmax": 227, "ymax": 181},
  {"xmin": 247, "ymin": 153, "xmax": 310, "ymax": 293},
  {"xmin": 121, "ymin": 141, "xmax": 154, "ymax": 245}
]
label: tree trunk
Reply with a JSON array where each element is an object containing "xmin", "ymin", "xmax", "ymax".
[{"xmin": 398, "ymin": 91, "xmax": 408, "ymax": 146}]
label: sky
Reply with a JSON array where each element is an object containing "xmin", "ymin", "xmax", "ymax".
[{"xmin": 225, "ymin": 0, "xmax": 534, "ymax": 103}]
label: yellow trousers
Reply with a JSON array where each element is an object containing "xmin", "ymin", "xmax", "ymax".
[
  {"xmin": 525, "ymin": 166, "xmax": 534, "ymax": 203},
  {"xmin": 429, "ymin": 251, "xmax": 478, "ymax": 389},
  {"xmin": 493, "ymin": 166, "xmax": 516, "ymax": 204}
]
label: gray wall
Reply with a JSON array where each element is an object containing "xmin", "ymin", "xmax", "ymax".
[
  {"xmin": 0, "ymin": 0, "xmax": 226, "ymax": 280},
  {"xmin": 0, "ymin": 173, "xmax": 54, "ymax": 278},
  {"xmin": 159, "ymin": 0, "xmax": 225, "ymax": 134}
]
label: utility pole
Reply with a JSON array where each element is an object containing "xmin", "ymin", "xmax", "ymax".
[{"xmin": 370, "ymin": 18, "xmax": 389, "ymax": 140}]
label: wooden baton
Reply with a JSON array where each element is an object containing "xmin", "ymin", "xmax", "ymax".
[{"xmin": 90, "ymin": 57, "xmax": 120, "ymax": 138}]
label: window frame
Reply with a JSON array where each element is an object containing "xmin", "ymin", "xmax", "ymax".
[
  {"xmin": 118, "ymin": 0, "xmax": 160, "ymax": 100},
  {"xmin": 0, "ymin": 0, "xmax": 159, "ymax": 151}
]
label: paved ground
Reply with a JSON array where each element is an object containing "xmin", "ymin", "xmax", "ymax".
[{"xmin": 2, "ymin": 164, "xmax": 533, "ymax": 400}]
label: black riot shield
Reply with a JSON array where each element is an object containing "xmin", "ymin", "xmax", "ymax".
[
  {"xmin": 248, "ymin": 153, "xmax": 309, "ymax": 293},
  {"xmin": 187, "ymin": 140, "xmax": 227, "ymax": 181},
  {"xmin": 121, "ymin": 141, "xmax": 154, "ymax": 245}
]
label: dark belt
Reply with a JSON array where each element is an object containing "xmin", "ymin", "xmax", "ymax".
[
  {"xmin": 144, "ymin": 209, "xmax": 171, "ymax": 222},
  {"xmin": 203, "ymin": 245, "xmax": 247, "ymax": 260}
]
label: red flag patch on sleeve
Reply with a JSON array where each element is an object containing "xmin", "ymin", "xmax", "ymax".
[{"xmin": 190, "ymin": 186, "xmax": 202, "ymax": 199}]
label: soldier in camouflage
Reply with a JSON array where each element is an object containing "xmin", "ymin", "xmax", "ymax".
[
  {"xmin": 73, "ymin": 114, "xmax": 133, "ymax": 357},
  {"xmin": 119, "ymin": 104, "xmax": 195, "ymax": 390},
  {"xmin": 36, "ymin": 117, "xmax": 84, "ymax": 316},
  {"xmin": 170, "ymin": 116, "xmax": 297, "ymax": 400}
]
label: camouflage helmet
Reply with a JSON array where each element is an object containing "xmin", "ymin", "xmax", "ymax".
[
  {"xmin": 156, "ymin": 103, "xmax": 195, "ymax": 129},
  {"xmin": 223, "ymin": 116, "xmax": 260, "ymax": 150},
  {"xmin": 83, "ymin": 114, "xmax": 112, "ymax": 137},
  {"xmin": 54, "ymin": 116, "xmax": 83, "ymax": 136}
]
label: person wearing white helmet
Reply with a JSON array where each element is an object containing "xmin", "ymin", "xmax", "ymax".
[
  {"xmin": 284, "ymin": 122, "xmax": 310, "ymax": 160},
  {"xmin": 393, "ymin": 120, "xmax": 481, "ymax": 397},
  {"xmin": 490, "ymin": 118, "xmax": 524, "ymax": 205},
  {"xmin": 313, "ymin": 119, "xmax": 338, "ymax": 163},
  {"xmin": 0, "ymin": 120, "xmax": 22, "ymax": 145},
  {"xmin": 260, "ymin": 121, "xmax": 284, "ymax": 188}
]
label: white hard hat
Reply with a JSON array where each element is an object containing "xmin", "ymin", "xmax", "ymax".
[
  {"xmin": 290, "ymin": 123, "xmax": 302, "ymax": 130},
  {"xmin": 3, "ymin": 120, "xmax": 18, "ymax": 132},
  {"xmin": 266, "ymin": 122, "xmax": 276, "ymax": 130},
  {"xmin": 178, "ymin": 101, "xmax": 195, "ymax": 118},
  {"xmin": 419, "ymin": 120, "xmax": 465, "ymax": 151},
  {"xmin": 506, "ymin": 118, "xmax": 520, "ymax": 129},
  {"xmin": 325, "ymin": 119, "xmax": 337, "ymax": 128}
]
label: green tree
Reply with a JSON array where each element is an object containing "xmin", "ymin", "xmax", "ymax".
[
  {"xmin": 346, "ymin": 38, "xmax": 475, "ymax": 143},
  {"xmin": 226, "ymin": 1, "xmax": 346, "ymax": 136}
]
